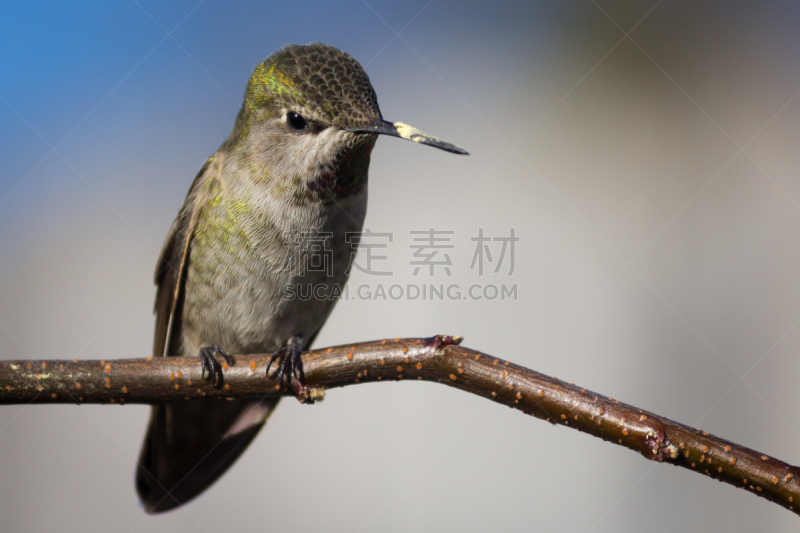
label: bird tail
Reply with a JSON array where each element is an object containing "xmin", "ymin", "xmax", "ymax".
[{"xmin": 136, "ymin": 397, "xmax": 280, "ymax": 513}]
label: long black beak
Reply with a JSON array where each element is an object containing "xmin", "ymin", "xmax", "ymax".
[{"xmin": 346, "ymin": 119, "xmax": 468, "ymax": 155}]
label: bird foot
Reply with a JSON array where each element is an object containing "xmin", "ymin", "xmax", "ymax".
[
  {"xmin": 267, "ymin": 335, "xmax": 307, "ymax": 398},
  {"xmin": 199, "ymin": 345, "xmax": 234, "ymax": 388}
]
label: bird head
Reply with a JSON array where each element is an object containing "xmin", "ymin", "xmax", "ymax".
[{"xmin": 226, "ymin": 43, "xmax": 467, "ymax": 202}]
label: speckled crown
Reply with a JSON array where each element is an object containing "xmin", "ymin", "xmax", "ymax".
[{"xmin": 247, "ymin": 43, "xmax": 382, "ymax": 129}]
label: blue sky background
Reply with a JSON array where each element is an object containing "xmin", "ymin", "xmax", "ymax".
[{"xmin": 2, "ymin": 1, "xmax": 800, "ymax": 531}]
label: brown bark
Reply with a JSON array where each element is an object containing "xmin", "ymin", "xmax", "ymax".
[{"xmin": 1, "ymin": 335, "xmax": 798, "ymax": 516}]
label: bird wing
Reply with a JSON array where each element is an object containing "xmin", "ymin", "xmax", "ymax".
[{"xmin": 136, "ymin": 159, "xmax": 283, "ymax": 513}]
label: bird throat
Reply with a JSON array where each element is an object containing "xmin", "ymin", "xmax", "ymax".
[{"xmin": 304, "ymin": 139, "xmax": 373, "ymax": 204}]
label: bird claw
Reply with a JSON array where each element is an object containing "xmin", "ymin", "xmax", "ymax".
[
  {"xmin": 266, "ymin": 335, "xmax": 305, "ymax": 392},
  {"xmin": 199, "ymin": 345, "xmax": 234, "ymax": 388}
]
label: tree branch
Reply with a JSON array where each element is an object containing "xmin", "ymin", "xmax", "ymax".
[{"xmin": 1, "ymin": 335, "xmax": 798, "ymax": 516}]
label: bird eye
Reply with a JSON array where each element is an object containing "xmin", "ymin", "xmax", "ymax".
[{"xmin": 286, "ymin": 111, "xmax": 307, "ymax": 132}]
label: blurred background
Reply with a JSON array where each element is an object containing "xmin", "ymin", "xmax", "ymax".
[{"xmin": 2, "ymin": 1, "xmax": 800, "ymax": 531}]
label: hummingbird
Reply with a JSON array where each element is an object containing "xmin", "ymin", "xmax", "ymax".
[{"xmin": 135, "ymin": 43, "xmax": 467, "ymax": 513}]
